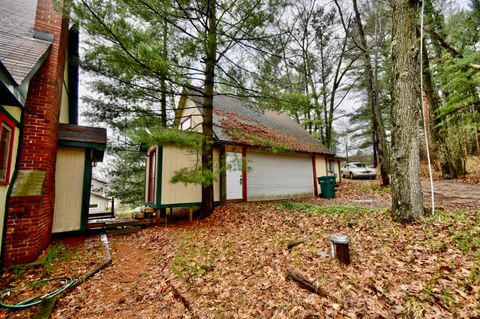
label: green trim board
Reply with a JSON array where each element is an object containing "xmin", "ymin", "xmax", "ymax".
[
  {"xmin": 156, "ymin": 146, "xmax": 163, "ymax": 208},
  {"xmin": 58, "ymin": 140, "xmax": 106, "ymax": 151},
  {"xmin": 67, "ymin": 26, "xmax": 79, "ymax": 124},
  {"xmin": 80, "ymin": 150, "xmax": 92, "ymax": 231},
  {"xmin": 0, "ymin": 62, "xmax": 31, "ymax": 107}
]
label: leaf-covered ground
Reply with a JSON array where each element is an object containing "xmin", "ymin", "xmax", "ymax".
[
  {"xmin": 43, "ymin": 180, "xmax": 479, "ymax": 319},
  {"xmin": 1, "ymin": 180, "xmax": 479, "ymax": 318},
  {"xmin": 0, "ymin": 237, "xmax": 103, "ymax": 319}
]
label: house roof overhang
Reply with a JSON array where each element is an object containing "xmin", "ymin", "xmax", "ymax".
[{"xmin": 58, "ymin": 124, "xmax": 107, "ymax": 162}]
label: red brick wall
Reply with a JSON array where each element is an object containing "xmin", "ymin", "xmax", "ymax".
[{"xmin": 3, "ymin": 0, "xmax": 68, "ymax": 265}]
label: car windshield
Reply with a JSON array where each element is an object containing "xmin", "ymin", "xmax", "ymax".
[{"xmin": 352, "ymin": 163, "xmax": 366, "ymax": 168}]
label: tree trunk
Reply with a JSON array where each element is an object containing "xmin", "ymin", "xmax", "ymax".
[
  {"xmin": 391, "ymin": 0, "xmax": 424, "ymax": 223},
  {"xmin": 352, "ymin": 0, "xmax": 390, "ymax": 186},
  {"xmin": 201, "ymin": 0, "xmax": 217, "ymax": 217}
]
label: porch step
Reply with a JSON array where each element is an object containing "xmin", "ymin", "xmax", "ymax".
[{"xmin": 88, "ymin": 212, "xmax": 115, "ymax": 220}]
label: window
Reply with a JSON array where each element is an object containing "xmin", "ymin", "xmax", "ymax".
[
  {"xmin": 0, "ymin": 115, "xmax": 15, "ymax": 184},
  {"xmin": 181, "ymin": 116, "xmax": 192, "ymax": 130},
  {"xmin": 352, "ymin": 163, "xmax": 366, "ymax": 168},
  {"xmin": 329, "ymin": 160, "xmax": 335, "ymax": 172}
]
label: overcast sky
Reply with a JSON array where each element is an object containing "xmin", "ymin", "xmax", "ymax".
[{"xmin": 77, "ymin": 0, "xmax": 475, "ymax": 172}]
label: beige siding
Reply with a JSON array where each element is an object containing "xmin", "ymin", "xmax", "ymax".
[
  {"xmin": 53, "ymin": 147, "xmax": 85, "ymax": 233},
  {"xmin": 59, "ymin": 55, "xmax": 69, "ymax": 124},
  {"xmin": 315, "ymin": 156, "xmax": 340, "ymax": 189},
  {"xmin": 161, "ymin": 145, "xmax": 220, "ymax": 205},
  {"xmin": 315, "ymin": 155, "xmax": 327, "ymax": 174},
  {"xmin": 178, "ymin": 98, "xmax": 203, "ymax": 132},
  {"xmin": 0, "ymin": 121, "xmax": 20, "ymax": 256},
  {"xmin": 327, "ymin": 157, "xmax": 341, "ymax": 182},
  {"xmin": 1, "ymin": 105, "xmax": 21, "ymax": 122}
]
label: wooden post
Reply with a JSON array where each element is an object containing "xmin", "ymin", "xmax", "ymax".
[
  {"xmin": 165, "ymin": 207, "xmax": 172, "ymax": 226},
  {"xmin": 155, "ymin": 209, "xmax": 161, "ymax": 225},
  {"xmin": 189, "ymin": 207, "xmax": 193, "ymax": 222},
  {"xmin": 330, "ymin": 234, "xmax": 350, "ymax": 265}
]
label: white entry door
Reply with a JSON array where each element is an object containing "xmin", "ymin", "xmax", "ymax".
[{"xmin": 226, "ymin": 152, "xmax": 243, "ymax": 200}]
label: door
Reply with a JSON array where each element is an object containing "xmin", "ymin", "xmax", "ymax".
[
  {"xmin": 247, "ymin": 152, "xmax": 314, "ymax": 200},
  {"xmin": 226, "ymin": 152, "xmax": 243, "ymax": 200}
]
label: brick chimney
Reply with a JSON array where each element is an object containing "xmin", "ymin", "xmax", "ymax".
[{"xmin": 4, "ymin": 0, "xmax": 69, "ymax": 265}]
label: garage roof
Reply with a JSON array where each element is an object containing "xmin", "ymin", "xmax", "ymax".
[{"xmin": 183, "ymin": 89, "xmax": 335, "ymax": 155}]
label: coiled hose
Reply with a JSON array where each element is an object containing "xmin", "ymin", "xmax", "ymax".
[{"xmin": 0, "ymin": 277, "xmax": 76, "ymax": 309}]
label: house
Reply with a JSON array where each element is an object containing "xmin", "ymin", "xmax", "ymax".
[
  {"xmin": 144, "ymin": 89, "xmax": 340, "ymax": 209},
  {"xmin": 0, "ymin": 0, "xmax": 107, "ymax": 265},
  {"xmin": 90, "ymin": 178, "xmax": 112, "ymax": 214}
]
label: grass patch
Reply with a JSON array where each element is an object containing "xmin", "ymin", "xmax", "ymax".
[{"xmin": 278, "ymin": 202, "xmax": 372, "ymax": 215}]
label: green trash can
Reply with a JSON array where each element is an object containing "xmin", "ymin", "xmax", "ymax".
[{"xmin": 318, "ymin": 176, "xmax": 336, "ymax": 198}]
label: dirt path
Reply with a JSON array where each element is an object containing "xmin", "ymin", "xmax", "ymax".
[
  {"xmin": 337, "ymin": 178, "xmax": 480, "ymax": 210},
  {"xmin": 52, "ymin": 234, "xmax": 185, "ymax": 319},
  {"xmin": 423, "ymin": 179, "xmax": 480, "ymax": 209}
]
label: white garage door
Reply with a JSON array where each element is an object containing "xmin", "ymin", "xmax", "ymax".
[{"xmin": 247, "ymin": 152, "xmax": 314, "ymax": 200}]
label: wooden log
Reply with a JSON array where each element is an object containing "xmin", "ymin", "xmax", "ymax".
[
  {"xmin": 286, "ymin": 269, "xmax": 329, "ymax": 298},
  {"xmin": 287, "ymin": 239, "xmax": 305, "ymax": 250}
]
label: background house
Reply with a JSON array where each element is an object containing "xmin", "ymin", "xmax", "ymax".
[
  {"xmin": 0, "ymin": 0, "xmax": 106, "ymax": 265},
  {"xmin": 145, "ymin": 89, "xmax": 340, "ymax": 210},
  {"xmin": 89, "ymin": 178, "xmax": 112, "ymax": 214}
]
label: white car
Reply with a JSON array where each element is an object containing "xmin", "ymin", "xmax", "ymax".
[{"xmin": 341, "ymin": 162, "xmax": 376, "ymax": 179}]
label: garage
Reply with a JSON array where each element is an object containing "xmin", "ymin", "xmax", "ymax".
[{"xmin": 246, "ymin": 151, "xmax": 314, "ymax": 200}]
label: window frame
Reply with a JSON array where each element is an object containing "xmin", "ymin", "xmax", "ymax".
[
  {"xmin": 180, "ymin": 116, "xmax": 192, "ymax": 130},
  {"xmin": 147, "ymin": 147, "xmax": 157, "ymax": 203},
  {"xmin": 0, "ymin": 113, "xmax": 15, "ymax": 185}
]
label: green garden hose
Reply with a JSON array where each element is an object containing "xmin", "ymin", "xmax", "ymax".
[{"xmin": 0, "ymin": 277, "xmax": 76, "ymax": 309}]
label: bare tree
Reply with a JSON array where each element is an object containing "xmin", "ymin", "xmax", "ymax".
[{"xmin": 351, "ymin": 0, "xmax": 390, "ymax": 186}]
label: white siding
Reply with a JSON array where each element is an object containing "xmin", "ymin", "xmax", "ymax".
[
  {"xmin": 89, "ymin": 193, "xmax": 109, "ymax": 213},
  {"xmin": 247, "ymin": 151, "xmax": 314, "ymax": 200},
  {"xmin": 53, "ymin": 147, "xmax": 85, "ymax": 233}
]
